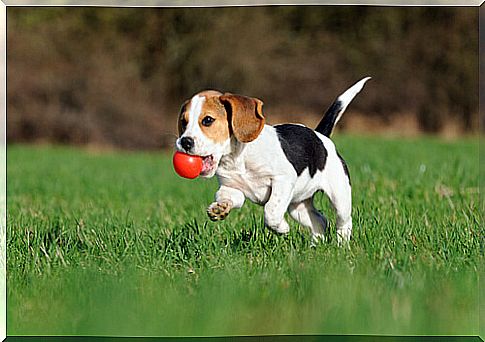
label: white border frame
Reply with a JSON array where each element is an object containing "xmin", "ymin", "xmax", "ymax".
[
  {"xmin": 1, "ymin": 1, "xmax": 5, "ymax": 341},
  {"xmin": 0, "ymin": 2, "xmax": 481, "ymax": 341},
  {"xmin": 2, "ymin": 0, "xmax": 484, "ymax": 6}
]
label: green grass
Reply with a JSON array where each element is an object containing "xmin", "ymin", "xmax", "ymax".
[{"xmin": 7, "ymin": 136, "xmax": 482, "ymax": 336}]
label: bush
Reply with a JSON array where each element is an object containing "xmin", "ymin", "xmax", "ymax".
[{"xmin": 7, "ymin": 7, "xmax": 478, "ymax": 149}]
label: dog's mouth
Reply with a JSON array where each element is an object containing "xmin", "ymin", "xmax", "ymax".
[{"xmin": 200, "ymin": 155, "xmax": 216, "ymax": 176}]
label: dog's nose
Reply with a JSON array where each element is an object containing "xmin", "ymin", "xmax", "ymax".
[{"xmin": 180, "ymin": 136, "xmax": 194, "ymax": 152}]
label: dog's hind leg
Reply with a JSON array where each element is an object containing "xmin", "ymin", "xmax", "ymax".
[
  {"xmin": 327, "ymin": 179, "xmax": 352, "ymax": 244},
  {"xmin": 288, "ymin": 197, "xmax": 328, "ymax": 243}
]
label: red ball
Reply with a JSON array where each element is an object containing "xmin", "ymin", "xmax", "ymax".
[{"xmin": 173, "ymin": 151, "xmax": 203, "ymax": 179}]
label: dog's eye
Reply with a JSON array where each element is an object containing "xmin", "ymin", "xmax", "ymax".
[{"xmin": 202, "ymin": 116, "xmax": 215, "ymax": 127}]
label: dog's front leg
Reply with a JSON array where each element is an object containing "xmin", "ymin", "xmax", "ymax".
[
  {"xmin": 207, "ymin": 185, "xmax": 245, "ymax": 221},
  {"xmin": 264, "ymin": 178, "xmax": 294, "ymax": 234}
]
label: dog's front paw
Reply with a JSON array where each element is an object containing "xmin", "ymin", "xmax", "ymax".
[
  {"xmin": 265, "ymin": 218, "xmax": 290, "ymax": 234},
  {"xmin": 207, "ymin": 201, "xmax": 232, "ymax": 221}
]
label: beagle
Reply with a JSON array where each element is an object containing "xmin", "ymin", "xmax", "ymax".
[{"xmin": 175, "ymin": 78, "xmax": 370, "ymax": 244}]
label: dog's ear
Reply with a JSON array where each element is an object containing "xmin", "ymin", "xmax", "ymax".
[
  {"xmin": 178, "ymin": 99, "xmax": 190, "ymax": 136},
  {"xmin": 220, "ymin": 93, "xmax": 265, "ymax": 143}
]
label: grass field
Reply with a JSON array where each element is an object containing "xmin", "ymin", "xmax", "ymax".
[{"xmin": 7, "ymin": 135, "xmax": 482, "ymax": 336}]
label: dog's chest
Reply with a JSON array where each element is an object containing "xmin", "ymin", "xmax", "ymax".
[{"xmin": 217, "ymin": 157, "xmax": 272, "ymax": 204}]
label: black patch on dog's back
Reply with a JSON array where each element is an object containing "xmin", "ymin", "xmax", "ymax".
[{"xmin": 275, "ymin": 124, "xmax": 327, "ymax": 177}]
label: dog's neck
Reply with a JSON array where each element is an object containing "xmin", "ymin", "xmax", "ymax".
[
  {"xmin": 230, "ymin": 137, "xmax": 246, "ymax": 157},
  {"xmin": 217, "ymin": 138, "xmax": 247, "ymax": 173}
]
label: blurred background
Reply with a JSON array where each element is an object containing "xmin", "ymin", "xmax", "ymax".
[{"xmin": 7, "ymin": 6, "xmax": 478, "ymax": 149}]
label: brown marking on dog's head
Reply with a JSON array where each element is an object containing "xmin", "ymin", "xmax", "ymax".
[
  {"xmin": 199, "ymin": 90, "xmax": 223, "ymax": 98},
  {"xmin": 220, "ymin": 93, "xmax": 265, "ymax": 143},
  {"xmin": 179, "ymin": 90, "xmax": 265, "ymax": 145},
  {"xmin": 197, "ymin": 92, "xmax": 230, "ymax": 144}
]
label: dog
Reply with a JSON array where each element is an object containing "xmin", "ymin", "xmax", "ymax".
[{"xmin": 175, "ymin": 77, "xmax": 370, "ymax": 244}]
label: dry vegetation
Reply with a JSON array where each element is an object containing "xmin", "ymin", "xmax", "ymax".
[{"xmin": 7, "ymin": 7, "xmax": 478, "ymax": 149}]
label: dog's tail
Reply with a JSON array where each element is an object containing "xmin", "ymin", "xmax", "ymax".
[{"xmin": 315, "ymin": 77, "xmax": 371, "ymax": 137}]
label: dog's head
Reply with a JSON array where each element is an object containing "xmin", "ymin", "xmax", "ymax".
[{"xmin": 175, "ymin": 90, "xmax": 265, "ymax": 178}]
